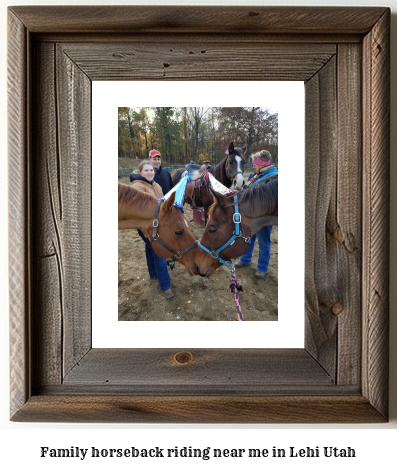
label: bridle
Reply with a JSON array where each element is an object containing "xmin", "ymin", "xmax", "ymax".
[
  {"xmin": 198, "ymin": 194, "xmax": 251, "ymax": 268},
  {"xmin": 150, "ymin": 200, "xmax": 198, "ymax": 261},
  {"xmin": 226, "ymin": 153, "xmax": 244, "ymax": 182}
]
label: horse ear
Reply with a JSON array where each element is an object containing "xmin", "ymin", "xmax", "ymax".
[
  {"xmin": 210, "ymin": 188, "xmax": 219, "ymax": 203},
  {"xmin": 209, "ymin": 188, "xmax": 229, "ymax": 209},
  {"xmin": 242, "ymin": 145, "xmax": 247, "ymax": 155},
  {"xmin": 228, "ymin": 142, "xmax": 234, "ymax": 155},
  {"xmin": 162, "ymin": 191, "xmax": 176, "ymax": 211}
]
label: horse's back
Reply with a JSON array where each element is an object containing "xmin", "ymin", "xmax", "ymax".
[{"xmin": 171, "ymin": 168, "xmax": 186, "ymax": 185}]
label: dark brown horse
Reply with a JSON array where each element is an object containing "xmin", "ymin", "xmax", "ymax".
[
  {"xmin": 211, "ymin": 141, "xmax": 246, "ymax": 190},
  {"xmin": 171, "ymin": 142, "xmax": 246, "ymax": 224},
  {"xmin": 194, "ymin": 175, "xmax": 278, "ymax": 277}
]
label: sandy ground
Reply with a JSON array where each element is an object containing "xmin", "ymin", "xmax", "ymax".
[{"xmin": 118, "ymin": 179, "xmax": 278, "ymax": 322}]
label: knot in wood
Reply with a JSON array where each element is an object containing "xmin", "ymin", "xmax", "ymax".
[
  {"xmin": 174, "ymin": 351, "xmax": 194, "ymax": 365},
  {"xmin": 333, "ymin": 225, "xmax": 344, "ymax": 244},
  {"xmin": 331, "ymin": 302, "xmax": 344, "ymax": 316}
]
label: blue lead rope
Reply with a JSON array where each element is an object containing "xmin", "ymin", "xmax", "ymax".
[{"xmin": 198, "ymin": 195, "xmax": 251, "ymax": 267}]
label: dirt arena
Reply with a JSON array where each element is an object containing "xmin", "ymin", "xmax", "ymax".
[{"xmin": 118, "ymin": 179, "xmax": 278, "ymax": 322}]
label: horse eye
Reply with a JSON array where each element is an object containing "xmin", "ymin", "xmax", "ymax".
[
  {"xmin": 175, "ymin": 230, "xmax": 183, "ymax": 236},
  {"xmin": 209, "ymin": 228, "xmax": 217, "ymax": 234}
]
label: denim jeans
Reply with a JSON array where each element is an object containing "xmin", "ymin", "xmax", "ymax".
[
  {"xmin": 137, "ymin": 230, "xmax": 171, "ymax": 291},
  {"xmin": 239, "ymin": 226, "xmax": 273, "ymax": 273}
]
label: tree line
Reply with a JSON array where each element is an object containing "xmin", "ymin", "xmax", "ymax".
[{"xmin": 118, "ymin": 107, "xmax": 278, "ymax": 166}]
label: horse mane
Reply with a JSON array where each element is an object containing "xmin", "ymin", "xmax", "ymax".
[
  {"xmin": 118, "ymin": 182, "xmax": 158, "ymax": 207},
  {"xmin": 237, "ymin": 175, "xmax": 278, "ymax": 217},
  {"xmin": 209, "ymin": 175, "xmax": 277, "ymax": 217},
  {"xmin": 211, "ymin": 156, "xmax": 229, "ymax": 186}
]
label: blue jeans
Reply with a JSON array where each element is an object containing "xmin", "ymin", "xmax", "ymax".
[
  {"xmin": 239, "ymin": 226, "xmax": 273, "ymax": 273},
  {"xmin": 137, "ymin": 230, "xmax": 171, "ymax": 291}
]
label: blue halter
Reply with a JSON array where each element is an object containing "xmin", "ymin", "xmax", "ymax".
[
  {"xmin": 227, "ymin": 167, "xmax": 244, "ymax": 180},
  {"xmin": 198, "ymin": 195, "xmax": 251, "ymax": 267}
]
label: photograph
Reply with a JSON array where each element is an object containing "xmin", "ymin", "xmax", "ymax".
[{"xmin": 117, "ymin": 106, "xmax": 279, "ymax": 321}]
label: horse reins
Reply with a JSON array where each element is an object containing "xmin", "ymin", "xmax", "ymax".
[
  {"xmin": 150, "ymin": 200, "xmax": 198, "ymax": 262},
  {"xmin": 198, "ymin": 194, "xmax": 250, "ymax": 321}
]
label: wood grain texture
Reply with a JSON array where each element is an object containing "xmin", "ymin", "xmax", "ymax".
[
  {"xmin": 362, "ymin": 9, "xmax": 390, "ymax": 419},
  {"xmin": 8, "ymin": 10, "xmax": 29, "ymax": 419},
  {"xmin": 55, "ymin": 44, "xmax": 92, "ymax": 377},
  {"xmin": 31, "ymin": 41, "xmax": 92, "ymax": 388},
  {"xmin": 8, "ymin": 6, "xmax": 390, "ymax": 423},
  {"xmin": 59, "ymin": 42, "xmax": 336, "ymax": 82},
  {"xmin": 305, "ymin": 45, "xmax": 363, "ymax": 384},
  {"xmin": 62, "ymin": 349, "xmax": 333, "ymax": 391},
  {"xmin": 11, "ymin": 396, "xmax": 385, "ymax": 424},
  {"xmin": 32, "ymin": 41, "xmax": 63, "ymax": 388},
  {"xmin": 305, "ymin": 57, "xmax": 338, "ymax": 378},
  {"xmin": 335, "ymin": 44, "xmax": 363, "ymax": 386},
  {"xmin": 9, "ymin": 6, "xmax": 387, "ymax": 34}
]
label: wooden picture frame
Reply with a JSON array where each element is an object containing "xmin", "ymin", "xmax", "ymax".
[{"xmin": 8, "ymin": 6, "xmax": 390, "ymax": 423}]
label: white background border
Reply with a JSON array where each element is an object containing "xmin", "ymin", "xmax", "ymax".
[{"xmin": 92, "ymin": 81, "xmax": 305, "ymax": 348}]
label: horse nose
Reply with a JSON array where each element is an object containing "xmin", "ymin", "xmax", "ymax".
[{"xmin": 194, "ymin": 263, "xmax": 200, "ymax": 274}]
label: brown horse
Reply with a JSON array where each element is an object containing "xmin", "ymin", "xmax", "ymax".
[
  {"xmin": 171, "ymin": 142, "xmax": 246, "ymax": 224},
  {"xmin": 194, "ymin": 175, "xmax": 278, "ymax": 277},
  {"xmin": 118, "ymin": 182, "xmax": 199, "ymax": 275}
]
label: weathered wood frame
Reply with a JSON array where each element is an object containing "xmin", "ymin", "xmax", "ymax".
[{"xmin": 8, "ymin": 6, "xmax": 390, "ymax": 423}]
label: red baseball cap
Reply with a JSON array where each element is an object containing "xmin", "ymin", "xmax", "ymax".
[{"xmin": 149, "ymin": 149, "xmax": 161, "ymax": 158}]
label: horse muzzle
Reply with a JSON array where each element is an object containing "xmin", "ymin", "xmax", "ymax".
[
  {"xmin": 194, "ymin": 263, "xmax": 211, "ymax": 277},
  {"xmin": 232, "ymin": 173, "xmax": 244, "ymax": 189}
]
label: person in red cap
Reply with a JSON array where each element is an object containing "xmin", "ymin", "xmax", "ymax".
[{"xmin": 148, "ymin": 149, "xmax": 174, "ymax": 194}]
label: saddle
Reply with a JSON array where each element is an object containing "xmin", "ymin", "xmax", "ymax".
[
  {"xmin": 186, "ymin": 172, "xmax": 206, "ymax": 204},
  {"xmin": 185, "ymin": 163, "xmax": 202, "ymax": 173},
  {"xmin": 183, "ymin": 163, "xmax": 210, "ymax": 205}
]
